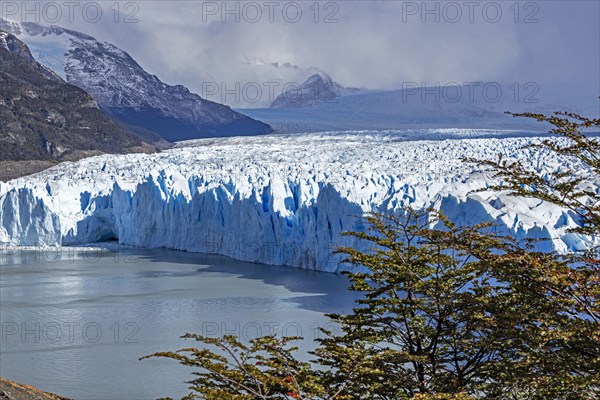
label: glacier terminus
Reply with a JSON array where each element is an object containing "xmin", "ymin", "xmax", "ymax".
[{"xmin": 1, "ymin": 130, "xmax": 597, "ymax": 272}]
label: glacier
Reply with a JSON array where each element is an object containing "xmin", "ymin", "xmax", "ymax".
[{"xmin": 0, "ymin": 131, "xmax": 597, "ymax": 272}]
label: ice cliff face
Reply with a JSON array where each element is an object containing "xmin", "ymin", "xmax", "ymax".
[
  {"xmin": 0, "ymin": 188, "xmax": 61, "ymax": 246},
  {"xmin": 0, "ymin": 131, "xmax": 597, "ymax": 272}
]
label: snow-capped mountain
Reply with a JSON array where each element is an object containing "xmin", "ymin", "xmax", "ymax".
[
  {"xmin": 203, "ymin": 57, "xmax": 358, "ymax": 108},
  {"xmin": 270, "ymin": 72, "xmax": 360, "ymax": 108},
  {"xmin": 0, "ymin": 30, "xmax": 152, "ymax": 170},
  {"xmin": 1, "ymin": 131, "xmax": 596, "ymax": 272},
  {"xmin": 243, "ymin": 85, "xmax": 525, "ymax": 133},
  {"xmin": 241, "ymin": 57, "xmax": 327, "ymax": 86},
  {"xmin": 243, "ymin": 81, "xmax": 598, "ymax": 133},
  {"xmin": 0, "ymin": 18, "xmax": 273, "ymax": 142}
]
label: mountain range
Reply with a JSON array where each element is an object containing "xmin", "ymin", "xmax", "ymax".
[
  {"xmin": 242, "ymin": 81, "xmax": 600, "ymax": 133},
  {"xmin": 0, "ymin": 30, "xmax": 154, "ymax": 179},
  {"xmin": 0, "ymin": 18, "xmax": 273, "ymax": 142}
]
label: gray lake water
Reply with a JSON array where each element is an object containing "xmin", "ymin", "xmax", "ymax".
[{"xmin": 0, "ymin": 247, "xmax": 357, "ymax": 399}]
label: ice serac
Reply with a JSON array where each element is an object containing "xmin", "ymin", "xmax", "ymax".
[
  {"xmin": 0, "ymin": 188, "xmax": 60, "ymax": 246},
  {"xmin": 0, "ymin": 18, "xmax": 273, "ymax": 142},
  {"xmin": 1, "ymin": 132, "xmax": 597, "ymax": 272}
]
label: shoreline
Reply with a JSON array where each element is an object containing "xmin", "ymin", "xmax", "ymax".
[{"xmin": 0, "ymin": 378, "xmax": 70, "ymax": 400}]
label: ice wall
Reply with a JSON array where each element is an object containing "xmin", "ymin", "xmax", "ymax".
[{"xmin": 1, "ymin": 132, "xmax": 596, "ymax": 271}]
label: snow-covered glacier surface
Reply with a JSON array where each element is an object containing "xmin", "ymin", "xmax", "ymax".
[{"xmin": 0, "ymin": 131, "xmax": 597, "ymax": 272}]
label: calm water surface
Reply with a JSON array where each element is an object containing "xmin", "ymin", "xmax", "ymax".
[{"xmin": 0, "ymin": 248, "xmax": 356, "ymax": 399}]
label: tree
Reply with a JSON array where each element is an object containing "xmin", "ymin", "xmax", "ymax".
[
  {"xmin": 316, "ymin": 210, "xmax": 521, "ymax": 399},
  {"xmin": 142, "ymin": 335, "xmax": 327, "ymax": 400},
  {"xmin": 464, "ymin": 111, "xmax": 600, "ymax": 399},
  {"xmin": 469, "ymin": 111, "xmax": 599, "ymax": 237},
  {"xmin": 144, "ymin": 111, "xmax": 599, "ymax": 399}
]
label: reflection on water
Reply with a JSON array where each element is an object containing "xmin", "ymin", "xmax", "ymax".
[{"xmin": 0, "ymin": 248, "xmax": 357, "ymax": 400}]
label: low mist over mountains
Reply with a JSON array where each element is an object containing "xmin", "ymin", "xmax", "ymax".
[
  {"xmin": 0, "ymin": 18, "xmax": 273, "ymax": 142},
  {"xmin": 242, "ymin": 80, "xmax": 599, "ymax": 133}
]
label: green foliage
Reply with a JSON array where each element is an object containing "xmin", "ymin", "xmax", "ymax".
[
  {"xmin": 145, "ymin": 111, "xmax": 599, "ymax": 399},
  {"xmin": 322, "ymin": 211, "xmax": 598, "ymax": 399},
  {"xmin": 317, "ymin": 210, "xmax": 519, "ymax": 398},
  {"xmin": 142, "ymin": 334, "xmax": 335, "ymax": 400},
  {"xmin": 464, "ymin": 111, "xmax": 600, "ymax": 399},
  {"xmin": 465, "ymin": 111, "xmax": 600, "ymax": 236}
]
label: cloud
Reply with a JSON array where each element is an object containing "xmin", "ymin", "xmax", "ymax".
[{"xmin": 4, "ymin": 1, "xmax": 598, "ymax": 108}]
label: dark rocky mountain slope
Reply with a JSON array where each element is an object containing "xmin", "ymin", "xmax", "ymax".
[
  {"xmin": 0, "ymin": 30, "xmax": 154, "ymax": 179},
  {"xmin": 1, "ymin": 19, "xmax": 273, "ymax": 142}
]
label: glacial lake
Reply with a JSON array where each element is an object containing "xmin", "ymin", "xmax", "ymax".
[{"xmin": 0, "ymin": 248, "xmax": 357, "ymax": 399}]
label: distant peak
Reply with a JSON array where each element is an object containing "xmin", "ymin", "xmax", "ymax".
[
  {"xmin": 0, "ymin": 17, "xmax": 21, "ymax": 35},
  {"xmin": 305, "ymin": 71, "xmax": 332, "ymax": 84}
]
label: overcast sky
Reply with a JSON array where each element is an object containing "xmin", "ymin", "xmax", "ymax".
[{"xmin": 5, "ymin": 1, "xmax": 598, "ymax": 107}]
